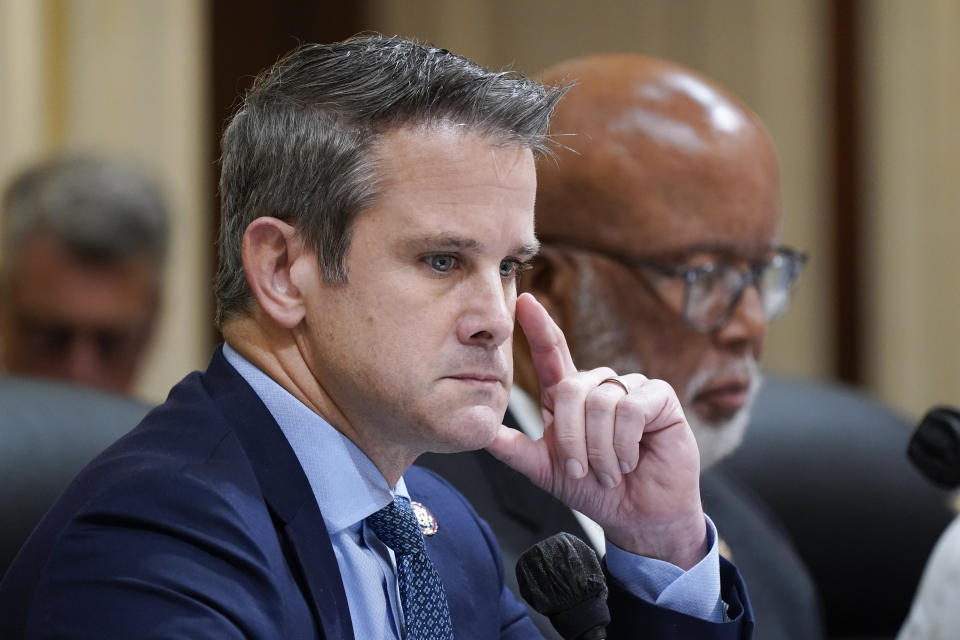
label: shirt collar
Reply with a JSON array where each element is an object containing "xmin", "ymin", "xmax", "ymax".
[
  {"xmin": 508, "ymin": 386, "xmax": 543, "ymax": 438},
  {"xmin": 222, "ymin": 342, "xmax": 409, "ymax": 534}
]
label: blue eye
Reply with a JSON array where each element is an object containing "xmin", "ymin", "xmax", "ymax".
[
  {"xmin": 500, "ymin": 259, "xmax": 522, "ymax": 278},
  {"xmin": 426, "ymin": 254, "xmax": 457, "ymax": 272}
]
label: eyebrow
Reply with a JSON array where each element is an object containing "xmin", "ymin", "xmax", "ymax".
[
  {"xmin": 399, "ymin": 234, "xmax": 541, "ymax": 260},
  {"xmin": 516, "ymin": 238, "xmax": 541, "ymax": 260}
]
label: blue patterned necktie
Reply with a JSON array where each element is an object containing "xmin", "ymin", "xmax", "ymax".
[{"xmin": 366, "ymin": 495, "xmax": 455, "ymax": 639}]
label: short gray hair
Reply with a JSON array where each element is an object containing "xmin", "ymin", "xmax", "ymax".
[
  {"xmin": 214, "ymin": 34, "xmax": 567, "ymax": 327},
  {"xmin": 1, "ymin": 155, "xmax": 169, "ymax": 279}
]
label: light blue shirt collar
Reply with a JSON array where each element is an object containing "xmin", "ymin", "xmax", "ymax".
[{"xmin": 222, "ymin": 343, "xmax": 409, "ymax": 534}]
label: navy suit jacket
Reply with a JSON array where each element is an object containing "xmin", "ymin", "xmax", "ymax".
[{"xmin": 1, "ymin": 349, "xmax": 752, "ymax": 638}]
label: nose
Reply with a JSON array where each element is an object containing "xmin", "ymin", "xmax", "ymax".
[
  {"xmin": 456, "ymin": 272, "xmax": 515, "ymax": 348},
  {"xmin": 714, "ymin": 282, "xmax": 767, "ymax": 353}
]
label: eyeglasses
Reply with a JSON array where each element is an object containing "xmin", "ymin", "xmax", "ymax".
[
  {"xmin": 14, "ymin": 312, "xmax": 149, "ymax": 365},
  {"xmin": 548, "ymin": 241, "xmax": 807, "ymax": 333}
]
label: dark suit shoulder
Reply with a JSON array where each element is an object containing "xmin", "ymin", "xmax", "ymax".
[{"xmin": 0, "ymin": 366, "xmax": 312, "ymax": 639}]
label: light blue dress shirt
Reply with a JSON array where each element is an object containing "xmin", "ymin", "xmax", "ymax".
[{"xmin": 223, "ymin": 343, "xmax": 725, "ymax": 638}]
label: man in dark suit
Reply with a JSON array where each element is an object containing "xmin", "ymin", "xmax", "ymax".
[
  {"xmin": 0, "ymin": 37, "xmax": 754, "ymax": 638},
  {"xmin": 420, "ymin": 55, "xmax": 821, "ymax": 639}
]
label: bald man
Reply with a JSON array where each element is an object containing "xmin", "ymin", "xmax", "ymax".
[{"xmin": 419, "ymin": 54, "xmax": 820, "ymax": 640}]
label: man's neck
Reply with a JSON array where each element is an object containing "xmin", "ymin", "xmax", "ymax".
[
  {"xmin": 223, "ymin": 317, "xmax": 326, "ymax": 415},
  {"xmin": 222, "ymin": 315, "xmax": 416, "ymax": 486}
]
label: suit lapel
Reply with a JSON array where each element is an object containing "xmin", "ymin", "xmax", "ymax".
[
  {"xmin": 280, "ymin": 509, "xmax": 353, "ymax": 640},
  {"xmin": 203, "ymin": 348, "xmax": 354, "ymax": 640}
]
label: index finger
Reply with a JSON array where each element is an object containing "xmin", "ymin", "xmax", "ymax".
[{"xmin": 516, "ymin": 293, "xmax": 577, "ymax": 391}]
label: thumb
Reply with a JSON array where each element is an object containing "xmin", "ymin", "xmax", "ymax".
[{"xmin": 485, "ymin": 424, "xmax": 549, "ymax": 488}]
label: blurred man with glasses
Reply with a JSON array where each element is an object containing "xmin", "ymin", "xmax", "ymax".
[
  {"xmin": 536, "ymin": 239, "xmax": 806, "ymax": 469},
  {"xmin": 419, "ymin": 54, "xmax": 820, "ymax": 639},
  {"xmin": 0, "ymin": 155, "xmax": 168, "ymax": 394}
]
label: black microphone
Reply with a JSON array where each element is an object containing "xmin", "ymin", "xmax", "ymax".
[
  {"xmin": 908, "ymin": 406, "xmax": 960, "ymax": 489},
  {"xmin": 516, "ymin": 532, "xmax": 610, "ymax": 640}
]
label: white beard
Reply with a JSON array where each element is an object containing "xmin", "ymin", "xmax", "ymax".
[{"xmin": 684, "ymin": 357, "xmax": 763, "ymax": 470}]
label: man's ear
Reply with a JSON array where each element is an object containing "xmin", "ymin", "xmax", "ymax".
[{"xmin": 242, "ymin": 217, "xmax": 308, "ymax": 329}]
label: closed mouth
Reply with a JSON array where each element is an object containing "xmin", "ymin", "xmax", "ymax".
[
  {"xmin": 693, "ymin": 379, "xmax": 750, "ymax": 419},
  {"xmin": 448, "ymin": 374, "xmax": 503, "ymax": 384}
]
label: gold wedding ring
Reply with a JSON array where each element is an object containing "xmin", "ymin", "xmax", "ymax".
[{"xmin": 600, "ymin": 376, "xmax": 630, "ymax": 395}]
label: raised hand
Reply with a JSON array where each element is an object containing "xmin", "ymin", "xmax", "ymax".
[{"xmin": 486, "ymin": 293, "xmax": 707, "ymax": 569}]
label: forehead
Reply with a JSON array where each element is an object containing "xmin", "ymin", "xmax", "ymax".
[
  {"xmin": 538, "ymin": 67, "xmax": 783, "ymax": 260},
  {"xmin": 361, "ymin": 126, "xmax": 538, "ymax": 242},
  {"xmin": 553, "ymin": 130, "xmax": 781, "ymax": 261},
  {"xmin": 623, "ymin": 149, "xmax": 780, "ymax": 259}
]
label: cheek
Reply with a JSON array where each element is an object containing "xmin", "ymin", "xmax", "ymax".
[
  {"xmin": 566, "ymin": 273, "xmax": 708, "ymax": 396},
  {"xmin": 634, "ymin": 323, "xmax": 708, "ymax": 400},
  {"xmin": 563, "ymin": 271, "xmax": 653, "ymax": 371}
]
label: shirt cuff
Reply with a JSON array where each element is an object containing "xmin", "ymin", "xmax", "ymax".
[{"xmin": 604, "ymin": 514, "xmax": 726, "ymax": 622}]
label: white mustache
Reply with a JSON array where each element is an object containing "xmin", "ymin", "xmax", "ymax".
[{"xmin": 683, "ymin": 356, "xmax": 762, "ymax": 405}]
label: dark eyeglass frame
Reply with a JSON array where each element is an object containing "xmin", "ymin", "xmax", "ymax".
[{"xmin": 543, "ymin": 239, "xmax": 808, "ymax": 333}]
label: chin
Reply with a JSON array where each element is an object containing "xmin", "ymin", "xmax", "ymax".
[
  {"xmin": 429, "ymin": 404, "xmax": 503, "ymax": 454},
  {"xmin": 687, "ymin": 408, "xmax": 751, "ymax": 470},
  {"xmin": 683, "ymin": 359, "xmax": 764, "ymax": 470}
]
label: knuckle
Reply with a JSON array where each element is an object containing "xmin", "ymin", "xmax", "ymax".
[
  {"xmin": 648, "ymin": 378, "xmax": 677, "ymax": 398},
  {"xmin": 620, "ymin": 373, "xmax": 649, "ymax": 389},
  {"xmin": 584, "ymin": 388, "xmax": 617, "ymax": 412},
  {"xmin": 599, "ymin": 366, "xmax": 618, "ymax": 378},
  {"xmin": 614, "ymin": 396, "xmax": 644, "ymax": 421},
  {"xmin": 613, "ymin": 440, "xmax": 638, "ymax": 460},
  {"xmin": 586, "ymin": 444, "xmax": 609, "ymax": 460},
  {"xmin": 554, "ymin": 432, "xmax": 583, "ymax": 448},
  {"xmin": 555, "ymin": 377, "xmax": 584, "ymax": 400},
  {"xmin": 584, "ymin": 366, "xmax": 617, "ymax": 378}
]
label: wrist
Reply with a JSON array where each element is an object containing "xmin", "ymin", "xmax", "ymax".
[{"xmin": 604, "ymin": 509, "xmax": 707, "ymax": 570}]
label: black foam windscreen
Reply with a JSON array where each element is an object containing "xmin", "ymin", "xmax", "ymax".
[
  {"xmin": 908, "ymin": 406, "xmax": 960, "ymax": 489},
  {"xmin": 516, "ymin": 532, "xmax": 610, "ymax": 640}
]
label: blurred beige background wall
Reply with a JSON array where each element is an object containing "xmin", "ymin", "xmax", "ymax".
[
  {"xmin": 1, "ymin": 0, "xmax": 957, "ymax": 418},
  {"xmin": 0, "ymin": 0, "xmax": 210, "ymax": 404},
  {"xmin": 861, "ymin": 0, "xmax": 960, "ymax": 420}
]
